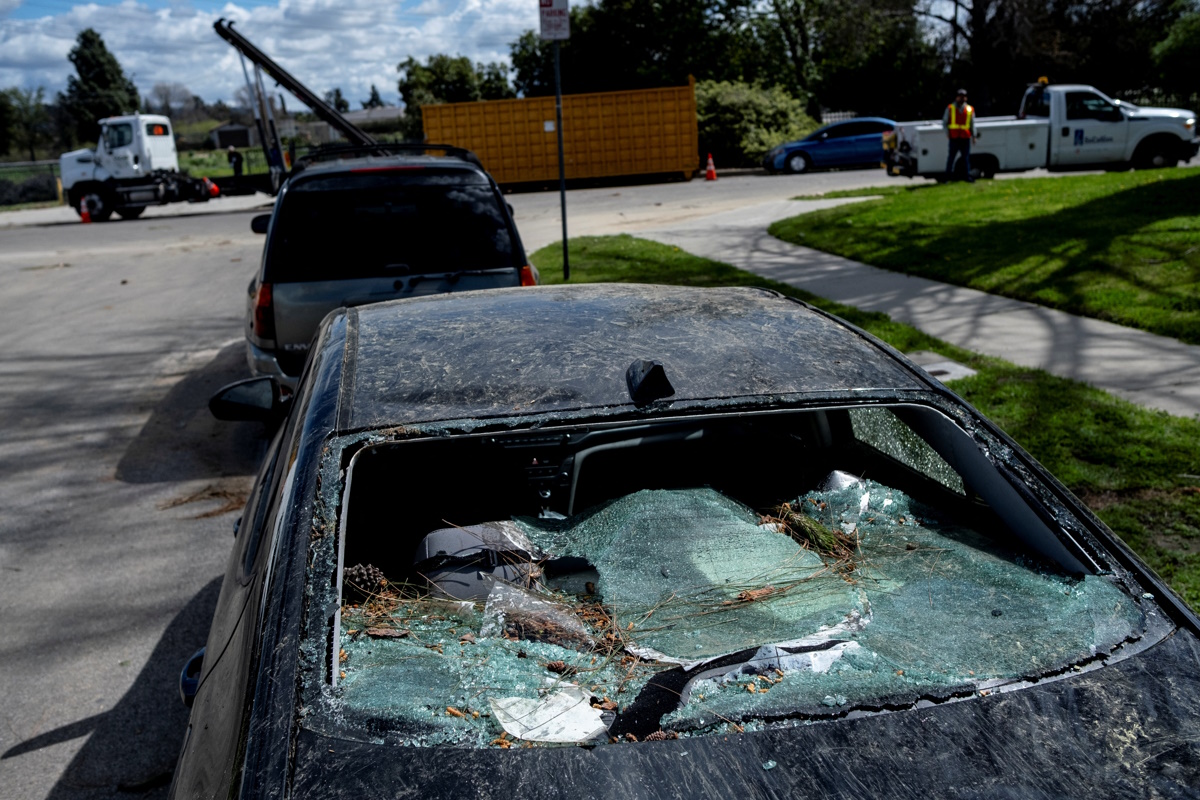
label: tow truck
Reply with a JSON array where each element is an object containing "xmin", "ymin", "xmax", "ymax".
[
  {"xmin": 58, "ymin": 20, "xmax": 381, "ymax": 222},
  {"xmin": 885, "ymin": 80, "xmax": 1198, "ymax": 180},
  {"xmin": 59, "ymin": 114, "xmax": 220, "ymax": 221}
]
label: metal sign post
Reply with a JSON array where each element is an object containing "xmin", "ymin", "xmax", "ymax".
[{"xmin": 539, "ymin": 0, "xmax": 570, "ymax": 281}]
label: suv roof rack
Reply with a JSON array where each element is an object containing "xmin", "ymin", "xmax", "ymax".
[{"xmin": 293, "ymin": 143, "xmax": 484, "ymax": 172}]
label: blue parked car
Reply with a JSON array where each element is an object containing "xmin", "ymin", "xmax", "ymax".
[{"xmin": 763, "ymin": 117, "xmax": 896, "ymax": 173}]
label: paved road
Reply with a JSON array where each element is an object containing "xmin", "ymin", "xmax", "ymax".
[
  {"xmin": 0, "ymin": 203, "xmax": 273, "ymax": 799},
  {"xmin": 0, "ymin": 169, "xmax": 892, "ymax": 799}
]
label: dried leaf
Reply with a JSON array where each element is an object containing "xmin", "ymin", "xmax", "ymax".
[
  {"xmin": 736, "ymin": 586, "xmax": 776, "ymax": 602},
  {"xmin": 365, "ymin": 627, "xmax": 410, "ymax": 639}
]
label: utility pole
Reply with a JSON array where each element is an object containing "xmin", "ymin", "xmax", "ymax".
[
  {"xmin": 554, "ymin": 40, "xmax": 568, "ymax": 281},
  {"xmin": 540, "ymin": 0, "xmax": 570, "ymax": 281}
]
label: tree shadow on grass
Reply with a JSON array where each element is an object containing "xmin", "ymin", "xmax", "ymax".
[{"xmin": 777, "ymin": 172, "xmax": 1200, "ymax": 343}]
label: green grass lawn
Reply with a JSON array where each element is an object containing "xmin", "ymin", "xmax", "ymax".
[
  {"xmin": 771, "ymin": 169, "xmax": 1200, "ymax": 344},
  {"xmin": 533, "ymin": 234, "xmax": 1200, "ymax": 608},
  {"xmin": 179, "ymin": 149, "xmax": 273, "ymax": 178}
]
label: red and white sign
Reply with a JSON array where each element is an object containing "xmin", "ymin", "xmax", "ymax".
[{"xmin": 539, "ymin": 0, "xmax": 570, "ymax": 40}]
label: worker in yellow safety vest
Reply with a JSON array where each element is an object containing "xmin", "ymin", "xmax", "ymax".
[{"xmin": 942, "ymin": 88, "xmax": 977, "ymax": 181}]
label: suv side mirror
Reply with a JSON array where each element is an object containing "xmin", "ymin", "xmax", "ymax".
[
  {"xmin": 209, "ymin": 377, "xmax": 290, "ymax": 422},
  {"xmin": 251, "ymin": 214, "xmax": 271, "ymax": 234}
]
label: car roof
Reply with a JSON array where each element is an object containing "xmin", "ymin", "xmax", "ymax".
[
  {"xmin": 293, "ymin": 153, "xmax": 486, "ymax": 179},
  {"xmin": 336, "ymin": 284, "xmax": 929, "ymax": 431},
  {"xmin": 820, "ymin": 117, "xmax": 895, "ymax": 128}
]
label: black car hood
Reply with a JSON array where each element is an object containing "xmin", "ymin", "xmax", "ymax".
[{"xmin": 289, "ymin": 626, "xmax": 1200, "ymax": 799}]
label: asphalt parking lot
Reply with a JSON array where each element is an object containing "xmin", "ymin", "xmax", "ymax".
[{"xmin": 0, "ymin": 167, "xmax": 912, "ymax": 799}]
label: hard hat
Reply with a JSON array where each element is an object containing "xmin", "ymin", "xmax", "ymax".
[{"xmin": 956, "ymin": 88, "xmax": 968, "ymax": 96}]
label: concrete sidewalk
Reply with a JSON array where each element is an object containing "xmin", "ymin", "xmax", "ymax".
[{"xmin": 642, "ymin": 198, "xmax": 1200, "ymax": 419}]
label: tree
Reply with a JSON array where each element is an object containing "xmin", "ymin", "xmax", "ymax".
[
  {"xmin": 695, "ymin": 79, "xmax": 816, "ymax": 166},
  {"xmin": 505, "ymin": 0, "xmax": 936, "ymax": 119},
  {"xmin": 0, "ymin": 90, "xmax": 13, "ymax": 156},
  {"xmin": 57, "ymin": 28, "xmax": 139, "ymax": 145},
  {"xmin": 324, "ymin": 87, "xmax": 350, "ymax": 113},
  {"xmin": 9, "ymin": 87, "xmax": 50, "ymax": 161},
  {"xmin": 149, "ymin": 81, "xmax": 193, "ymax": 117},
  {"xmin": 362, "ymin": 84, "xmax": 386, "ymax": 109},
  {"xmin": 510, "ymin": 1, "xmax": 744, "ymax": 97},
  {"xmin": 912, "ymin": 0, "xmax": 1184, "ymax": 114},
  {"xmin": 1154, "ymin": 3, "xmax": 1200, "ymax": 104},
  {"xmin": 396, "ymin": 54, "xmax": 514, "ymax": 139},
  {"xmin": 477, "ymin": 64, "xmax": 516, "ymax": 101}
]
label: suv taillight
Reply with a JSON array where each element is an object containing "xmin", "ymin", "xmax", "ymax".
[
  {"xmin": 253, "ymin": 282, "xmax": 276, "ymax": 340},
  {"xmin": 519, "ymin": 265, "xmax": 537, "ymax": 286}
]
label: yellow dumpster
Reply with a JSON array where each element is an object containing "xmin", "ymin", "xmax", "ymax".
[{"xmin": 421, "ymin": 79, "xmax": 699, "ymax": 185}]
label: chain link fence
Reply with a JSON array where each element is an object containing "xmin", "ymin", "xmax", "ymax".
[{"xmin": 0, "ymin": 161, "xmax": 61, "ymax": 207}]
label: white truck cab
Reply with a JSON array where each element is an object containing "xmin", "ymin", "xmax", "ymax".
[
  {"xmin": 886, "ymin": 83, "xmax": 1198, "ymax": 179},
  {"xmin": 60, "ymin": 113, "xmax": 214, "ymax": 221}
]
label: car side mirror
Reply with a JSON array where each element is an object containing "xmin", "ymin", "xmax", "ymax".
[
  {"xmin": 251, "ymin": 214, "xmax": 271, "ymax": 234},
  {"xmin": 209, "ymin": 376, "xmax": 290, "ymax": 422},
  {"xmin": 507, "ymin": 202, "xmax": 515, "ymax": 218},
  {"xmin": 179, "ymin": 647, "xmax": 205, "ymax": 708}
]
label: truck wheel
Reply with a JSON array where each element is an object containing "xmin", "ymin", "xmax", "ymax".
[
  {"xmin": 786, "ymin": 153, "xmax": 810, "ymax": 174},
  {"xmin": 972, "ymin": 156, "xmax": 998, "ymax": 180},
  {"xmin": 115, "ymin": 206, "xmax": 145, "ymax": 220},
  {"xmin": 70, "ymin": 187, "xmax": 114, "ymax": 222},
  {"xmin": 1133, "ymin": 140, "xmax": 1179, "ymax": 170}
]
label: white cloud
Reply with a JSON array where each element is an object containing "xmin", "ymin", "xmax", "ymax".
[{"xmin": 0, "ymin": 0, "xmax": 539, "ymax": 107}]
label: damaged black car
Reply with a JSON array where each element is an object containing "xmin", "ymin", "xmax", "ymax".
[{"xmin": 174, "ymin": 284, "xmax": 1200, "ymax": 799}]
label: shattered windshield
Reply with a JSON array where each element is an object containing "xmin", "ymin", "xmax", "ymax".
[{"xmin": 301, "ymin": 404, "xmax": 1146, "ymax": 748}]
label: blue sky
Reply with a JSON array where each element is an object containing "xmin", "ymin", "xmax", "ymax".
[{"xmin": 0, "ymin": 0, "xmax": 542, "ymax": 107}]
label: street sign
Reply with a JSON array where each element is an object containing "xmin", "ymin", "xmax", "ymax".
[{"xmin": 539, "ymin": 0, "xmax": 570, "ymax": 41}]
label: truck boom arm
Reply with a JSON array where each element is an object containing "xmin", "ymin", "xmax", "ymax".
[{"xmin": 213, "ymin": 19, "xmax": 376, "ymax": 147}]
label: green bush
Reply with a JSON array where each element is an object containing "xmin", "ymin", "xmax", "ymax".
[{"xmin": 695, "ymin": 80, "xmax": 816, "ymax": 168}]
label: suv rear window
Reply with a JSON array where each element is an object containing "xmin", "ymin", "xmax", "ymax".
[{"xmin": 266, "ymin": 169, "xmax": 516, "ymax": 283}]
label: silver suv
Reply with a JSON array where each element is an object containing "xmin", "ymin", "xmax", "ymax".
[{"xmin": 245, "ymin": 146, "xmax": 535, "ymax": 385}]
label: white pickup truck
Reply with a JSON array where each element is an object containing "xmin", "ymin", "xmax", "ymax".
[
  {"xmin": 885, "ymin": 83, "xmax": 1198, "ymax": 180},
  {"xmin": 59, "ymin": 113, "xmax": 219, "ymax": 221}
]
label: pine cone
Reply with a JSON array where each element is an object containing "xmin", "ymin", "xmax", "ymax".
[{"xmin": 343, "ymin": 563, "xmax": 386, "ymax": 597}]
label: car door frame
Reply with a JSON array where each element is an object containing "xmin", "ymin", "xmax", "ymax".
[
  {"xmin": 1053, "ymin": 89, "xmax": 1128, "ymax": 166},
  {"xmin": 810, "ymin": 122, "xmax": 862, "ymax": 167}
]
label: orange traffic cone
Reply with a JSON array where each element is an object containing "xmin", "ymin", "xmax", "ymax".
[
  {"xmin": 79, "ymin": 198, "xmax": 91, "ymax": 224},
  {"xmin": 705, "ymin": 153, "xmax": 717, "ymax": 181}
]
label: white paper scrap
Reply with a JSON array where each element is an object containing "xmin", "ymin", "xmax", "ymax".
[{"xmin": 489, "ymin": 687, "xmax": 608, "ymax": 743}]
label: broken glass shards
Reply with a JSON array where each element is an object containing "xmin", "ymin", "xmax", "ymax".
[
  {"xmin": 480, "ymin": 578, "xmax": 596, "ymax": 650},
  {"xmin": 663, "ymin": 478, "xmax": 1145, "ymax": 733},
  {"xmin": 336, "ymin": 592, "xmax": 668, "ymax": 748},
  {"xmin": 518, "ymin": 489, "xmax": 866, "ymax": 662},
  {"xmin": 331, "ymin": 479, "xmax": 1143, "ymax": 748}
]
